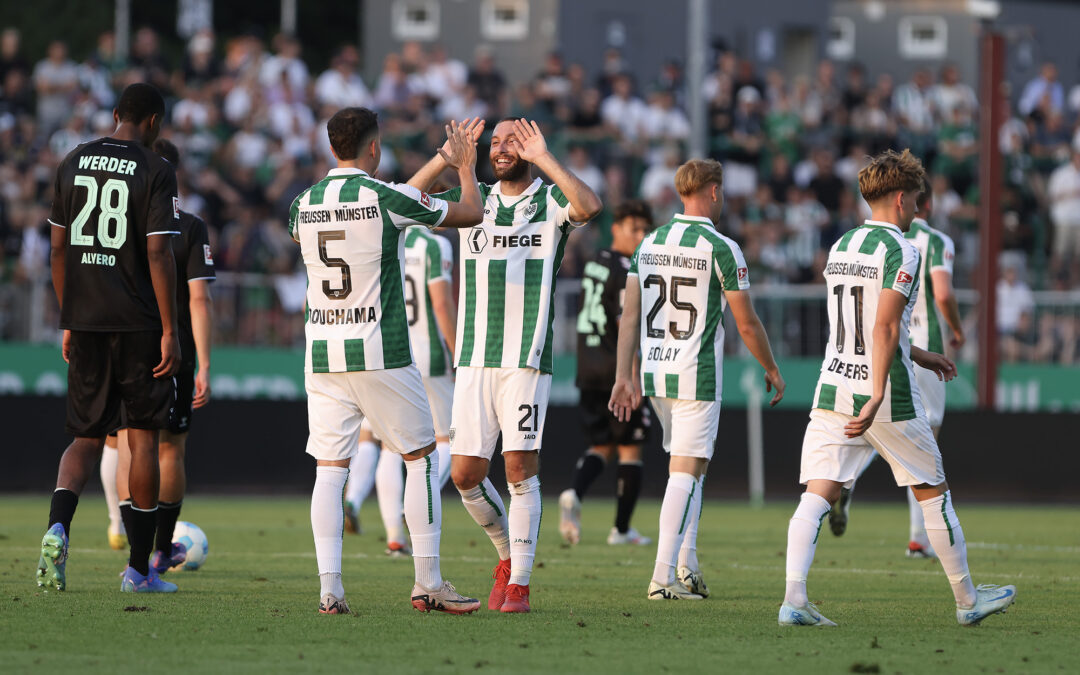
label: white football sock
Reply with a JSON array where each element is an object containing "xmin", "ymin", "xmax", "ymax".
[
  {"xmin": 100, "ymin": 440, "xmax": 123, "ymax": 534},
  {"xmin": 458, "ymin": 477, "xmax": 510, "ymax": 561},
  {"xmin": 345, "ymin": 440, "xmax": 379, "ymax": 507},
  {"xmin": 311, "ymin": 466, "xmax": 348, "ymax": 598},
  {"xmin": 376, "ymin": 449, "xmax": 405, "ymax": 544},
  {"xmin": 783, "ymin": 491, "xmax": 832, "ymax": 608},
  {"xmin": 507, "ymin": 475, "xmax": 542, "ymax": 586},
  {"xmin": 677, "ymin": 475, "xmax": 705, "ymax": 571},
  {"xmin": 435, "ymin": 441, "xmax": 452, "ymax": 490},
  {"xmin": 907, "ymin": 488, "xmax": 929, "ymax": 547},
  {"xmin": 404, "ymin": 453, "xmax": 442, "ymax": 591},
  {"xmin": 919, "ymin": 491, "xmax": 977, "ymax": 608},
  {"xmin": 652, "ymin": 472, "xmax": 697, "ymax": 586}
]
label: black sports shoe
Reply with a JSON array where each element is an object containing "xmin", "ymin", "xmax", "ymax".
[{"xmin": 829, "ymin": 488, "xmax": 851, "ymax": 536}]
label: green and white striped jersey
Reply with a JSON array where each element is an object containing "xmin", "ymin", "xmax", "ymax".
[
  {"xmin": 403, "ymin": 226, "xmax": 454, "ymax": 377},
  {"xmin": 628, "ymin": 215, "xmax": 750, "ymax": 402},
  {"xmin": 905, "ymin": 218, "xmax": 955, "ymax": 354},
  {"xmin": 289, "ymin": 168, "xmax": 448, "ymax": 373},
  {"xmin": 812, "ymin": 220, "xmax": 924, "ymax": 422},
  {"xmin": 435, "ymin": 177, "xmax": 582, "ymax": 373}
]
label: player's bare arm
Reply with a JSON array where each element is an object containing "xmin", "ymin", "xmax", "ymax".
[
  {"xmin": 407, "ymin": 117, "xmax": 486, "ymax": 193},
  {"xmin": 845, "ymin": 287, "xmax": 907, "ymax": 438},
  {"xmin": 931, "ymin": 269, "xmax": 965, "ymax": 348},
  {"xmin": 433, "ymin": 121, "xmax": 484, "ymax": 227},
  {"xmin": 910, "ymin": 345, "xmax": 957, "ymax": 382},
  {"xmin": 189, "ymin": 278, "xmax": 213, "ymax": 408},
  {"xmin": 609, "ymin": 280, "xmax": 642, "ymax": 423},
  {"xmin": 509, "ymin": 119, "xmax": 603, "ymax": 223},
  {"xmin": 428, "ymin": 278, "xmax": 457, "ymax": 360},
  {"xmin": 49, "ymin": 224, "xmax": 71, "ymax": 362},
  {"xmin": 147, "ymin": 231, "xmax": 181, "ymax": 377},
  {"xmin": 726, "ymin": 290, "xmax": 786, "ymax": 406}
]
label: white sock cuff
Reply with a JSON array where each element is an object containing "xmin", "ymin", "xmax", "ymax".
[
  {"xmin": 404, "ymin": 452, "xmax": 438, "ymax": 474},
  {"xmin": 507, "ymin": 475, "xmax": 540, "ymax": 496},
  {"xmin": 919, "ymin": 490, "xmax": 958, "ymax": 531},
  {"xmin": 668, "ymin": 472, "xmax": 697, "ymax": 493},
  {"xmin": 317, "ymin": 466, "xmax": 350, "ymax": 478},
  {"xmin": 792, "ymin": 492, "xmax": 831, "ymax": 523}
]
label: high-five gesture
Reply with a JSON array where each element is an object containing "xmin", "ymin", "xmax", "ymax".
[
  {"xmin": 509, "ymin": 118, "xmax": 549, "ymax": 163},
  {"xmin": 438, "ymin": 117, "xmax": 484, "ymax": 162},
  {"xmin": 438, "ymin": 120, "xmax": 476, "ymax": 171}
]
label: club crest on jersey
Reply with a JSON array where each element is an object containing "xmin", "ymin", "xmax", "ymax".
[
  {"xmin": 469, "ymin": 227, "xmax": 488, "ymax": 254},
  {"xmin": 203, "ymin": 244, "xmax": 214, "ymax": 265},
  {"xmin": 172, "ymin": 196, "xmax": 180, "ymax": 219},
  {"xmin": 524, "ymin": 202, "xmax": 538, "ymax": 220}
]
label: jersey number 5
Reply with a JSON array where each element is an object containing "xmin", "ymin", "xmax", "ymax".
[
  {"xmin": 318, "ymin": 230, "xmax": 352, "ymax": 299},
  {"xmin": 70, "ymin": 176, "xmax": 129, "ymax": 249}
]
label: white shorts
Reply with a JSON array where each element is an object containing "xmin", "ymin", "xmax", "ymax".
[
  {"xmin": 913, "ymin": 366, "xmax": 946, "ymax": 428},
  {"xmin": 424, "ymin": 374, "xmax": 454, "ymax": 438},
  {"xmin": 650, "ymin": 397, "xmax": 721, "ymax": 460},
  {"xmin": 449, "ymin": 367, "xmax": 551, "ymax": 458},
  {"xmin": 305, "ymin": 367, "xmax": 435, "ymax": 461},
  {"xmin": 799, "ymin": 408, "xmax": 946, "ymax": 487},
  {"xmin": 359, "ymin": 417, "xmax": 379, "ymax": 440}
]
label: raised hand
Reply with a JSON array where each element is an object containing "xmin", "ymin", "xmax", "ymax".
[
  {"xmin": 438, "ymin": 118, "xmax": 484, "ymax": 162},
  {"xmin": 509, "ymin": 118, "xmax": 549, "ymax": 163},
  {"xmin": 438, "ymin": 120, "xmax": 476, "ymax": 170}
]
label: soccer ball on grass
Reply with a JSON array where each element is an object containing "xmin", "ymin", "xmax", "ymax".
[{"xmin": 171, "ymin": 521, "xmax": 209, "ymax": 571}]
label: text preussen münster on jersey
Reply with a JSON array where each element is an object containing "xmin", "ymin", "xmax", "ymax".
[{"xmin": 302, "ymin": 205, "xmax": 381, "ymax": 326}]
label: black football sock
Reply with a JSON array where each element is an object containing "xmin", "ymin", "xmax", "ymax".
[
  {"xmin": 128, "ymin": 506, "xmax": 157, "ymax": 576},
  {"xmin": 47, "ymin": 488, "xmax": 79, "ymax": 535},
  {"xmin": 119, "ymin": 501, "xmax": 136, "ymax": 542},
  {"xmin": 155, "ymin": 501, "xmax": 183, "ymax": 553},
  {"xmin": 614, "ymin": 461, "xmax": 643, "ymax": 534},
  {"xmin": 572, "ymin": 452, "xmax": 606, "ymax": 500}
]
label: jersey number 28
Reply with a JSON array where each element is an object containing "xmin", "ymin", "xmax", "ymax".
[{"xmin": 70, "ymin": 176, "xmax": 129, "ymax": 248}]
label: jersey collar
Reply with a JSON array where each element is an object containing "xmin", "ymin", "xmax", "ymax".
[
  {"xmin": 491, "ymin": 177, "xmax": 543, "ymax": 197},
  {"xmin": 326, "ymin": 167, "xmax": 369, "ymax": 178},
  {"xmin": 672, "ymin": 213, "xmax": 715, "ymax": 226},
  {"xmin": 863, "ymin": 219, "xmax": 901, "ymax": 233}
]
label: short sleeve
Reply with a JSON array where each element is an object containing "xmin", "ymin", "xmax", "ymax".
[
  {"xmin": 431, "ymin": 186, "xmax": 462, "ymax": 203},
  {"xmin": 381, "ymin": 181, "xmax": 448, "ymax": 230},
  {"xmin": 48, "ymin": 165, "xmax": 65, "ymax": 228},
  {"xmin": 929, "ymin": 231, "xmax": 955, "ymax": 275},
  {"xmin": 148, "ymin": 161, "xmax": 181, "ymax": 236},
  {"xmin": 288, "ymin": 193, "xmax": 302, "ymax": 242},
  {"xmin": 883, "ymin": 242, "xmax": 920, "ymax": 298},
  {"xmin": 186, "ymin": 216, "xmax": 217, "ymax": 282},
  {"xmin": 628, "ymin": 248, "xmax": 639, "ymax": 277},
  {"xmin": 427, "ymin": 234, "xmax": 454, "ymax": 283},
  {"xmin": 714, "ymin": 238, "xmax": 750, "ymax": 291},
  {"xmin": 550, "ymin": 185, "xmax": 583, "ymax": 230}
]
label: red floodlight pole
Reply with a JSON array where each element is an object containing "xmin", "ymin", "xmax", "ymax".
[{"xmin": 976, "ymin": 30, "xmax": 1004, "ymax": 409}]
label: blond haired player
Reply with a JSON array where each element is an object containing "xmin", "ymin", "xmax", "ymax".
[
  {"xmin": 828, "ymin": 183, "xmax": 965, "ymax": 558},
  {"xmin": 291, "ymin": 108, "xmax": 482, "ymax": 615},
  {"xmin": 610, "ymin": 159, "xmax": 785, "ymax": 600},
  {"xmin": 778, "ymin": 149, "xmax": 1015, "ymax": 627},
  {"xmin": 410, "ymin": 117, "xmax": 603, "ymax": 613}
]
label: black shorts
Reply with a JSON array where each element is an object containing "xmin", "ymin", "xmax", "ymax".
[
  {"xmin": 65, "ymin": 331, "xmax": 176, "ymax": 437},
  {"xmin": 579, "ymin": 388, "xmax": 651, "ymax": 447},
  {"xmin": 168, "ymin": 365, "xmax": 196, "ymax": 434}
]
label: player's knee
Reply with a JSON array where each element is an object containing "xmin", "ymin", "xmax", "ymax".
[{"xmin": 452, "ymin": 465, "xmax": 483, "ymax": 491}]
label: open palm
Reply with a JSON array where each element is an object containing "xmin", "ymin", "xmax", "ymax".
[{"xmin": 510, "ymin": 119, "xmax": 548, "ymax": 162}]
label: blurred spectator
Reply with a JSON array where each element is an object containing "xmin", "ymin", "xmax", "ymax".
[
  {"xmin": 315, "ymin": 45, "xmax": 374, "ymax": 109},
  {"xmin": 128, "ymin": 27, "xmax": 171, "ymax": 94},
  {"xmin": 808, "ymin": 149, "xmax": 844, "ymax": 212},
  {"xmin": 998, "ymin": 260, "xmax": 1036, "ymax": 361},
  {"xmin": 534, "ymin": 51, "xmax": 570, "ymax": 111},
  {"xmin": 600, "ymin": 74, "xmax": 646, "ymax": 144},
  {"xmin": 467, "ymin": 47, "xmax": 507, "ymax": 118},
  {"xmin": 374, "ymin": 53, "xmax": 420, "ymax": 113},
  {"xmin": 929, "ymin": 63, "xmax": 977, "ymax": 124},
  {"xmin": 841, "ymin": 63, "xmax": 867, "ymax": 113},
  {"xmin": 259, "ymin": 33, "xmax": 309, "ymax": 100},
  {"xmin": 1047, "ymin": 150, "xmax": 1080, "ymax": 283},
  {"xmin": 32, "ymin": 41, "xmax": 79, "ymax": 138},
  {"xmin": 893, "ymin": 68, "xmax": 935, "ymax": 155},
  {"xmin": 596, "ymin": 47, "xmax": 630, "ymax": 97},
  {"xmin": 418, "ymin": 44, "xmax": 466, "ymax": 104},
  {"xmin": 0, "ymin": 28, "xmax": 29, "ymax": 84},
  {"xmin": 566, "ymin": 145, "xmax": 605, "ymax": 199},
  {"xmin": 1018, "ymin": 62, "xmax": 1064, "ymax": 118}
]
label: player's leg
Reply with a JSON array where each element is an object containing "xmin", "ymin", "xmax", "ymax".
[
  {"xmin": 829, "ymin": 450, "xmax": 877, "ymax": 537},
  {"xmin": 375, "ymin": 449, "xmax": 408, "ymax": 555},
  {"xmin": 344, "ymin": 425, "xmax": 378, "ymax": 534},
  {"xmin": 610, "ymin": 403, "xmax": 652, "ymax": 546},
  {"xmin": 559, "ymin": 390, "xmax": 615, "ymax": 544},
  {"xmin": 780, "ymin": 409, "xmax": 870, "ymax": 625},
  {"xmin": 304, "ymin": 372, "xmax": 360, "ymax": 614},
  {"xmin": 449, "ymin": 367, "xmax": 511, "ymax": 608},
  {"xmin": 38, "ymin": 331, "xmax": 114, "ymax": 591},
  {"xmin": 101, "ymin": 433, "xmax": 126, "ymax": 549},
  {"xmin": 150, "ymin": 429, "xmax": 188, "ymax": 573},
  {"xmin": 867, "ymin": 418, "xmax": 1015, "ymax": 624},
  {"xmin": 907, "ymin": 366, "xmax": 946, "ymax": 558},
  {"xmin": 423, "ymin": 374, "xmax": 455, "ymax": 489},
  {"xmin": 675, "ymin": 468, "xmax": 706, "ymax": 595},
  {"xmin": 648, "ymin": 398, "xmax": 713, "ymax": 600},
  {"xmin": 364, "ymin": 366, "xmax": 479, "ymax": 614}
]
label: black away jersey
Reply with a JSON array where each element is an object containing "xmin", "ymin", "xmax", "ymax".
[
  {"xmin": 49, "ymin": 137, "xmax": 180, "ymax": 331},
  {"xmin": 173, "ymin": 210, "xmax": 216, "ymax": 360},
  {"xmin": 576, "ymin": 248, "xmax": 630, "ymax": 390}
]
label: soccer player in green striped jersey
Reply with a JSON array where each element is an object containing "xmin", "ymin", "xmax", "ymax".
[
  {"xmin": 610, "ymin": 159, "xmax": 786, "ymax": 601},
  {"xmin": 779, "ymin": 149, "xmax": 1015, "ymax": 627},
  {"xmin": 830, "ymin": 184, "xmax": 966, "ymax": 559},
  {"xmin": 292, "ymin": 108, "xmax": 485, "ymax": 615},
  {"xmin": 409, "ymin": 117, "xmax": 603, "ymax": 613}
]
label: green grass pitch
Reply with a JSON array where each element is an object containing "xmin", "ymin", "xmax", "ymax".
[{"xmin": 0, "ymin": 495, "xmax": 1076, "ymax": 674}]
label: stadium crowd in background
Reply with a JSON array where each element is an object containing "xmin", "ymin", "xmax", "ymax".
[{"xmin": 0, "ymin": 26, "xmax": 1078, "ymax": 362}]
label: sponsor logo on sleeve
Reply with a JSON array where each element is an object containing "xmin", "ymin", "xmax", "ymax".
[
  {"xmin": 203, "ymin": 244, "xmax": 214, "ymax": 266},
  {"xmin": 896, "ymin": 271, "xmax": 913, "ymax": 284},
  {"xmin": 173, "ymin": 196, "xmax": 180, "ymax": 219},
  {"xmin": 420, "ymin": 192, "xmax": 432, "ymax": 209},
  {"xmin": 737, "ymin": 267, "xmax": 748, "ymax": 281}
]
